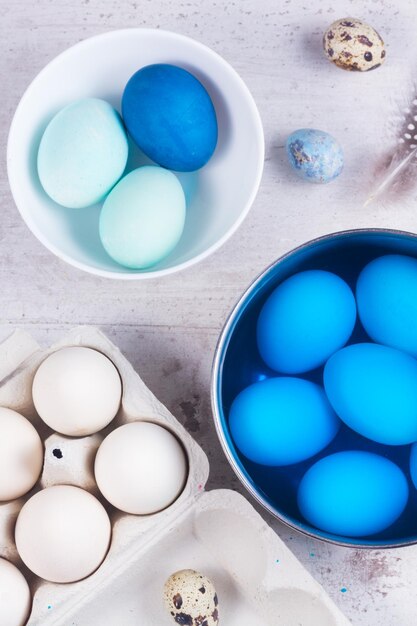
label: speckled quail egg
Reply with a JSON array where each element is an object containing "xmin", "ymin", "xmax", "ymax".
[
  {"xmin": 323, "ymin": 17, "xmax": 386, "ymax": 71},
  {"xmin": 163, "ymin": 569, "xmax": 219, "ymax": 625}
]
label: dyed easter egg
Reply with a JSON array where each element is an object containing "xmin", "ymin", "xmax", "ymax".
[
  {"xmin": 323, "ymin": 18, "xmax": 386, "ymax": 72},
  {"xmin": 324, "ymin": 343, "xmax": 417, "ymax": 445},
  {"xmin": 410, "ymin": 444, "xmax": 417, "ymax": 491},
  {"xmin": 357, "ymin": 254, "xmax": 417, "ymax": 357},
  {"xmin": 285, "ymin": 129, "xmax": 343, "ymax": 183},
  {"xmin": 229, "ymin": 377, "xmax": 340, "ymax": 466},
  {"xmin": 122, "ymin": 64, "xmax": 218, "ymax": 172},
  {"xmin": 257, "ymin": 270, "xmax": 356, "ymax": 374},
  {"xmin": 38, "ymin": 98, "xmax": 128, "ymax": 208},
  {"xmin": 99, "ymin": 166, "xmax": 186, "ymax": 269},
  {"xmin": 298, "ymin": 451, "xmax": 408, "ymax": 537}
]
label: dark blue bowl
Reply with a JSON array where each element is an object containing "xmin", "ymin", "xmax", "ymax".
[{"xmin": 212, "ymin": 229, "xmax": 417, "ymax": 548}]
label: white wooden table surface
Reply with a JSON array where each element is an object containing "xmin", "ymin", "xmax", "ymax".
[{"xmin": 2, "ymin": 1, "xmax": 417, "ymax": 624}]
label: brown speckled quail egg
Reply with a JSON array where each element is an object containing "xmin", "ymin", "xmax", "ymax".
[
  {"xmin": 323, "ymin": 17, "xmax": 386, "ymax": 71},
  {"xmin": 163, "ymin": 569, "xmax": 219, "ymax": 625}
]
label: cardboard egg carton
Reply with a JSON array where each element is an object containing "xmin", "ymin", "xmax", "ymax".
[{"xmin": 0, "ymin": 327, "xmax": 350, "ymax": 625}]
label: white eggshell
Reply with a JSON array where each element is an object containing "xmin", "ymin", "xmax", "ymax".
[
  {"xmin": 32, "ymin": 346, "xmax": 122, "ymax": 436},
  {"xmin": 163, "ymin": 569, "xmax": 219, "ymax": 625},
  {"xmin": 37, "ymin": 98, "xmax": 128, "ymax": 209},
  {"xmin": 0, "ymin": 558, "xmax": 31, "ymax": 626},
  {"xmin": 0, "ymin": 407, "xmax": 43, "ymax": 501},
  {"xmin": 94, "ymin": 422, "xmax": 188, "ymax": 514},
  {"xmin": 15, "ymin": 485, "xmax": 111, "ymax": 583}
]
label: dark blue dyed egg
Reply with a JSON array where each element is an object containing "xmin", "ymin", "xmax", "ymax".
[{"xmin": 122, "ymin": 64, "xmax": 218, "ymax": 172}]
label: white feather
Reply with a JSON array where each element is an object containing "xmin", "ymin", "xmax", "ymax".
[
  {"xmin": 365, "ymin": 147, "xmax": 417, "ymax": 206},
  {"xmin": 365, "ymin": 91, "xmax": 417, "ymax": 206}
]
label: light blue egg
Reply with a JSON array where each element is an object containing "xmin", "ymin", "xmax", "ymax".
[
  {"xmin": 285, "ymin": 129, "xmax": 343, "ymax": 183},
  {"xmin": 298, "ymin": 451, "xmax": 409, "ymax": 537},
  {"xmin": 229, "ymin": 377, "xmax": 340, "ymax": 466},
  {"xmin": 357, "ymin": 254, "xmax": 417, "ymax": 357},
  {"xmin": 257, "ymin": 270, "xmax": 356, "ymax": 374},
  {"xmin": 324, "ymin": 343, "xmax": 417, "ymax": 445},
  {"xmin": 37, "ymin": 98, "xmax": 128, "ymax": 209},
  {"xmin": 99, "ymin": 166, "xmax": 186, "ymax": 269}
]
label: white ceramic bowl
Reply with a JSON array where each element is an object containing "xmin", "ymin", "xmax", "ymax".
[{"xmin": 7, "ymin": 29, "xmax": 264, "ymax": 279}]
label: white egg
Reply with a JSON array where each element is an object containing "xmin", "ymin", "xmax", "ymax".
[
  {"xmin": 0, "ymin": 408, "xmax": 43, "ymax": 501},
  {"xmin": 32, "ymin": 347, "xmax": 122, "ymax": 436},
  {"xmin": 0, "ymin": 558, "xmax": 31, "ymax": 626},
  {"xmin": 164, "ymin": 569, "xmax": 219, "ymax": 625},
  {"xmin": 15, "ymin": 485, "xmax": 111, "ymax": 583},
  {"xmin": 94, "ymin": 422, "xmax": 188, "ymax": 514}
]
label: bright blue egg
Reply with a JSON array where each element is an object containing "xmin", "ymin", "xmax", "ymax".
[
  {"xmin": 286, "ymin": 129, "xmax": 344, "ymax": 183},
  {"xmin": 298, "ymin": 451, "xmax": 409, "ymax": 537},
  {"xmin": 257, "ymin": 270, "xmax": 356, "ymax": 374},
  {"xmin": 122, "ymin": 64, "xmax": 218, "ymax": 172},
  {"xmin": 357, "ymin": 254, "xmax": 417, "ymax": 357},
  {"xmin": 229, "ymin": 377, "xmax": 340, "ymax": 466},
  {"xmin": 324, "ymin": 343, "xmax": 417, "ymax": 445},
  {"xmin": 410, "ymin": 444, "xmax": 417, "ymax": 490}
]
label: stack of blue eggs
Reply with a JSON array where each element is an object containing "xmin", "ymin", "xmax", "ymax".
[
  {"xmin": 36, "ymin": 64, "xmax": 218, "ymax": 269},
  {"xmin": 229, "ymin": 254, "xmax": 417, "ymax": 539}
]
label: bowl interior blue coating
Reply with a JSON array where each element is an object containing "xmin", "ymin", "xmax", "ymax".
[{"xmin": 213, "ymin": 230, "xmax": 417, "ymax": 547}]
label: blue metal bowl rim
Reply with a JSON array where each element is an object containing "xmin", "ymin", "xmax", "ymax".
[{"xmin": 211, "ymin": 227, "xmax": 417, "ymax": 549}]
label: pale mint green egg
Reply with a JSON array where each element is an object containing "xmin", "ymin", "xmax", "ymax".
[
  {"xmin": 37, "ymin": 98, "xmax": 128, "ymax": 209},
  {"xmin": 99, "ymin": 166, "xmax": 186, "ymax": 269}
]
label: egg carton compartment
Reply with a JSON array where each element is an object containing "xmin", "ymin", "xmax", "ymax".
[{"xmin": 0, "ymin": 327, "xmax": 349, "ymax": 625}]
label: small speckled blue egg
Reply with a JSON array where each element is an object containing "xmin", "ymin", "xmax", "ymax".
[
  {"xmin": 324, "ymin": 343, "xmax": 417, "ymax": 445},
  {"xmin": 122, "ymin": 64, "xmax": 218, "ymax": 172},
  {"xmin": 257, "ymin": 270, "xmax": 356, "ymax": 374},
  {"xmin": 286, "ymin": 129, "xmax": 343, "ymax": 183},
  {"xmin": 99, "ymin": 166, "xmax": 186, "ymax": 269},
  {"xmin": 357, "ymin": 254, "xmax": 417, "ymax": 357},
  {"xmin": 298, "ymin": 451, "xmax": 409, "ymax": 537},
  {"xmin": 37, "ymin": 98, "xmax": 128, "ymax": 208},
  {"xmin": 229, "ymin": 377, "xmax": 340, "ymax": 466}
]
